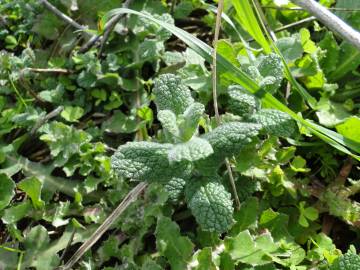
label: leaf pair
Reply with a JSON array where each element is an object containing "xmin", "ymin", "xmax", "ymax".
[{"xmin": 154, "ymin": 74, "xmax": 205, "ymax": 142}]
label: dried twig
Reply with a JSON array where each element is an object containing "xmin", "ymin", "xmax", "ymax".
[
  {"xmin": 247, "ymin": 16, "xmax": 316, "ymax": 42},
  {"xmin": 291, "ymin": 0, "xmax": 360, "ymax": 50},
  {"xmin": 80, "ymin": 0, "xmax": 133, "ymax": 54},
  {"xmin": 262, "ymin": 6, "xmax": 360, "ymax": 12},
  {"xmin": 58, "ymin": 228, "xmax": 76, "ymax": 263},
  {"xmin": 30, "ymin": 106, "xmax": 64, "ymax": 135},
  {"xmin": 61, "ymin": 182, "xmax": 147, "ymax": 270},
  {"xmin": 98, "ymin": 0, "xmax": 133, "ymax": 57},
  {"xmin": 22, "ymin": 68, "xmax": 73, "ymax": 74},
  {"xmin": 253, "ymin": 0, "xmax": 277, "ymax": 41},
  {"xmin": 211, "ymin": 0, "xmax": 223, "ymax": 125},
  {"xmin": 273, "ymin": 16, "xmax": 316, "ymax": 33},
  {"xmin": 38, "ymin": 0, "xmax": 90, "ymax": 33},
  {"xmin": 211, "ymin": 0, "xmax": 241, "ymax": 210},
  {"xmin": 335, "ymin": 158, "xmax": 353, "ymax": 185}
]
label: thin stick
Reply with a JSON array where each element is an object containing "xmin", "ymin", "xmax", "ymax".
[
  {"xmin": 211, "ymin": 0, "xmax": 241, "ymax": 210},
  {"xmin": 262, "ymin": 6, "xmax": 360, "ymax": 12},
  {"xmin": 170, "ymin": 0, "xmax": 177, "ymax": 15},
  {"xmin": 38, "ymin": 0, "xmax": 89, "ymax": 33},
  {"xmin": 273, "ymin": 16, "xmax": 316, "ymax": 33},
  {"xmin": 246, "ymin": 16, "xmax": 316, "ymax": 42},
  {"xmin": 291, "ymin": 0, "xmax": 360, "ymax": 50},
  {"xmin": 212, "ymin": 0, "xmax": 223, "ymax": 125},
  {"xmin": 30, "ymin": 106, "xmax": 64, "ymax": 135},
  {"xmin": 334, "ymin": 157, "xmax": 353, "ymax": 186},
  {"xmin": 58, "ymin": 228, "xmax": 76, "ymax": 263},
  {"xmin": 61, "ymin": 182, "xmax": 147, "ymax": 270},
  {"xmin": 22, "ymin": 68, "xmax": 73, "ymax": 74},
  {"xmin": 253, "ymin": 0, "xmax": 277, "ymax": 41},
  {"xmin": 81, "ymin": 0, "xmax": 133, "ymax": 54},
  {"xmin": 225, "ymin": 158, "xmax": 241, "ymax": 209}
]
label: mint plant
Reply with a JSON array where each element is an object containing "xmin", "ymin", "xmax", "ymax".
[{"xmin": 111, "ymin": 73, "xmax": 297, "ymax": 233}]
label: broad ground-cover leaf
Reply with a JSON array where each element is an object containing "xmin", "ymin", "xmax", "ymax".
[
  {"xmin": 276, "ymin": 36, "xmax": 303, "ymax": 63},
  {"xmin": 225, "ymin": 230, "xmax": 278, "ymax": 265},
  {"xmin": 60, "ymin": 106, "xmax": 84, "ymax": 122},
  {"xmin": 230, "ymin": 197, "xmax": 259, "ymax": 235},
  {"xmin": 336, "ymin": 117, "xmax": 360, "ymax": 143},
  {"xmin": 185, "ymin": 176, "xmax": 234, "ymax": 233},
  {"xmin": 156, "ymin": 216, "xmax": 194, "ymax": 270},
  {"xmin": 102, "ymin": 111, "xmax": 139, "ymax": 134},
  {"xmin": 0, "ymin": 174, "xmax": 15, "ymax": 211},
  {"xmin": 18, "ymin": 177, "xmax": 45, "ymax": 209},
  {"xmin": 40, "ymin": 122, "xmax": 92, "ymax": 167},
  {"xmin": 191, "ymin": 247, "xmax": 217, "ymax": 270},
  {"xmin": 2, "ymin": 201, "xmax": 32, "ymax": 224},
  {"xmin": 316, "ymin": 99, "xmax": 351, "ymax": 128},
  {"xmin": 153, "ymin": 73, "xmax": 194, "ymax": 115},
  {"xmin": 319, "ymin": 32, "xmax": 340, "ymax": 75},
  {"xmin": 330, "ymin": 42, "xmax": 360, "ymax": 81},
  {"xmin": 23, "ymin": 225, "xmax": 60, "ymax": 270}
]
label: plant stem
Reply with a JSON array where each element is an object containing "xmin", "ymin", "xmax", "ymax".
[
  {"xmin": 212, "ymin": 0, "xmax": 223, "ymax": 125},
  {"xmin": 61, "ymin": 182, "xmax": 147, "ymax": 270},
  {"xmin": 38, "ymin": 0, "xmax": 89, "ymax": 33},
  {"xmin": 211, "ymin": 0, "xmax": 241, "ymax": 210}
]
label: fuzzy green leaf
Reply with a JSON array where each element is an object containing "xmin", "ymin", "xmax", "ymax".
[
  {"xmin": 185, "ymin": 176, "xmax": 234, "ymax": 233},
  {"xmin": 330, "ymin": 252, "xmax": 360, "ymax": 270},
  {"xmin": 228, "ymin": 85, "xmax": 260, "ymax": 117},
  {"xmin": 158, "ymin": 110, "xmax": 180, "ymax": 139},
  {"xmin": 111, "ymin": 142, "xmax": 190, "ymax": 183},
  {"xmin": 203, "ymin": 122, "xmax": 261, "ymax": 158},
  {"xmin": 179, "ymin": 102, "xmax": 205, "ymax": 140},
  {"xmin": 168, "ymin": 137, "xmax": 213, "ymax": 163},
  {"xmin": 250, "ymin": 109, "xmax": 297, "ymax": 138},
  {"xmin": 164, "ymin": 177, "xmax": 187, "ymax": 203},
  {"xmin": 153, "ymin": 73, "xmax": 194, "ymax": 115}
]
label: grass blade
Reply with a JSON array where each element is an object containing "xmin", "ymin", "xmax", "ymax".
[
  {"xmin": 230, "ymin": 0, "xmax": 271, "ymax": 53},
  {"xmin": 105, "ymin": 8, "xmax": 360, "ymax": 160}
]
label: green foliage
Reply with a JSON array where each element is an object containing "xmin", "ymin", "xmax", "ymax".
[
  {"xmin": 111, "ymin": 141, "xmax": 190, "ymax": 183},
  {"xmin": 228, "ymin": 85, "xmax": 260, "ymax": 117},
  {"xmin": 249, "ymin": 109, "xmax": 297, "ymax": 138},
  {"xmin": 1, "ymin": 0, "xmax": 360, "ymax": 269},
  {"xmin": 185, "ymin": 176, "xmax": 234, "ymax": 233},
  {"xmin": 168, "ymin": 137, "xmax": 213, "ymax": 162},
  {"xmin": 153, "ymin": 73, "xmax": 194, "ymax": 115},
  {"xmin": 155, "ymin": 216, "xmax": 194, "ymax": 270},
  {"xmin": 330, "ymin": 250, "xmax": 360, "ymax": 270}
]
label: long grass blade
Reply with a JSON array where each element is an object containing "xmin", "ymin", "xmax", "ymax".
[
  {"xmin": 105, "ymin": 8, "xmax": 360, "ymax": 160},
  {"xmin": 230, "ymin": 0, "xmax": 271, "ymax": 53}
]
